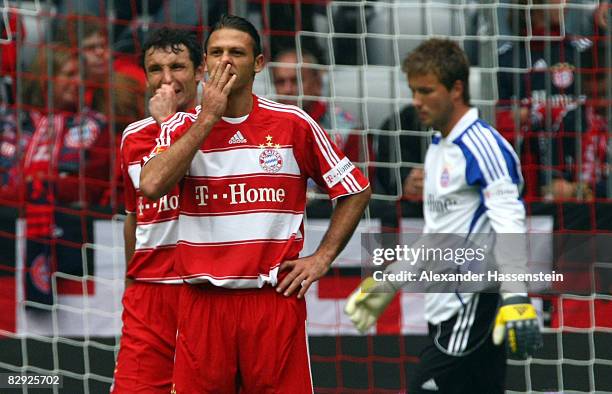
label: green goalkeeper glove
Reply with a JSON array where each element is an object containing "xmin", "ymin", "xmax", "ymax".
[
  {"xmin": 344, "ymin": 277, "xmax": 397, "ymax": 333},
  {"xmin": 492, "ymin": 294, "xmax": 543, "ymax": 359}
]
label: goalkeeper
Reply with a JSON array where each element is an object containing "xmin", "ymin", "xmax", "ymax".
[{"xmin": 345, "ymin": 39, "xmax": 542, "ymax": 393}]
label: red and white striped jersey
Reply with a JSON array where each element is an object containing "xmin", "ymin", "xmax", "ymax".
[
  {"xmin": 145, "ymin": 95, "xmax": 369, "ymax": 288},
  {"xmin": 120, "ymin": 109, "xmax": 199, "ymax": 283}
]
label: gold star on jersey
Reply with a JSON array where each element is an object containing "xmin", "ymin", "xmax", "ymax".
[{"xmin": 258, "ymin": 134, "xmax": 283, "ymax": 173}]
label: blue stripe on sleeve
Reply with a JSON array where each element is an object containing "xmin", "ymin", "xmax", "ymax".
[
  {"xmin": 468, "ymin": 192, "xmax": 487, "ymax": 235},
  {"xmin": 478, "ymin": 119, "xmax": 523, "ymax": 186},
  {"xmin": 454, "ymin": 139, "xmax": 486, "ymax": 186},
  {"xmin": 456, "ymin": 120, "xmax": 522, "ymax": 187},
  {"xmin": 465, "ymin": 129, "xmax": 500, "ymax": 180},
  {"xmin": 474, "ymin": 123, "xmax": 507, "ymax": 178}
]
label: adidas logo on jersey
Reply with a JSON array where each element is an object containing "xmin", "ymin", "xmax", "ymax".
[{"xmin": 228, "ymin": 131, "xmax": 247, "ymax": 144}]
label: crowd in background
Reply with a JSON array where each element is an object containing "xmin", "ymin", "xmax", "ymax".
[{"xmin": 0, "ymin": 0, "xmax": 609, "ymax": 220}]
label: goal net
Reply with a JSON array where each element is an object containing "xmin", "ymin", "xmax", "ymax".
[{"xmin": 0, "ymin": 0, "xmax": 610, "ymax": 392}]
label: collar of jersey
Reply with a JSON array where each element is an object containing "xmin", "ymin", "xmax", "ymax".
[
  {"xmin": 445, "ymin": 107, "xmax": 479, "ymax": 142},
  {"xmin": 222, "ymin": 113, "xmax": 249, "ymax": 124},
  {"xmin": 220, "ymin": 94, "xmax": 260, "ymax": 124}
]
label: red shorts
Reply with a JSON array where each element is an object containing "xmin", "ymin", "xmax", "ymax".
[
  {"xmin": 111, "ymin": 282, "xmax": 181, "ymax": 394},
  {"xmin": 172, "ymin": 284, "xmax": 313, "ymax": 394}
]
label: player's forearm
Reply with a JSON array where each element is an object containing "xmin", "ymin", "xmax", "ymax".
[
  {"xmin": 314, "ymin": 187, "xmax": 371, "ymax": 265},
  {"xmin": 484, "ymin": 179, "xmax": 526, "ymax": 234},
  {"xmin": 487, "ymin": 198, "xmax": 529, "ymax": 293},
  {"xmin": 487, "ymin": 198, "xmax": 526, "ymax": 234},
  {"xmin": 139, "ymin": 116, "xmax": 215, "ymax": 199}
]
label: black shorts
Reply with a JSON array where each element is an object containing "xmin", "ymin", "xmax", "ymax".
[{"xmin": 409, "ymin": 293, "xmax": 506, "ymax": 394}]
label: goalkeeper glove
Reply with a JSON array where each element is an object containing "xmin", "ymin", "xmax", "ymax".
[
  {"xmin": 492, "ymin": 294, "xmax": 543, "ymax": 359},
  {"xmin": 344, "ymin": 277, "xmax": 397, "ymax": 333}
]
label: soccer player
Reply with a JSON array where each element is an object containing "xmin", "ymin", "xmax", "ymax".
[
  {"xmin": 139, "ymin": 15, "xmax": 371, "ymax": 393},
  {"xmin": 111, "ymin": 28, "xmax": 204, "ymax": 393},
  {"xmin": 344, "ymin": 39, "xmax": 542, "ymax": 393}
]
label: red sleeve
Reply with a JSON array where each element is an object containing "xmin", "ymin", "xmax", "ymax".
[
  {"xmin": 142, "ymin": 111, "xmax": 196, "ymax": 165},
  {"xmin": 296, "ymin": 115, "xmax": 369, "ymax": 200},
  {"xmin": 121, "ymin": 120, "xmax": 167, "ymax": 212}
]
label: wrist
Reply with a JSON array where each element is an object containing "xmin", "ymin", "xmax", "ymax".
[
  {"xmin": 198, "ymin": 113, "xmax": 220, "ymax": 130},
  {"xmin": 312, "ymin": 250, "xmax": 334, "ymax": 269},
  {"xmin": 502, "ymin": 292, "xmax": 528, "ymax": 300},
  {"xmin": 161, "ymin": 112, "xmax": 176, "ymax": 123},
  {"xmin": 501, "ymin": 293, "xmax": 530, "ymax": 306},
  {"xmin": 153, "ymin": 113, "xmax": 172, "ymax": 125}
]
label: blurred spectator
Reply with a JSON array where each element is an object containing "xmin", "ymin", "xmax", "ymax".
[
  {"xmin": 54, "ymin": 15, "xmax": 147, "ymax": 209},
  {"xmin": 495, "ymin": 0, "xmax": 607, "ymax": 200},
  {"xmin": 271, "ymin": 48, "xmax": 369, "ymax": 167},
  {"xmin": 0, "ymin": 46, "xmax": 110, "ymax": 305},
  {"xmin": 375, "ymin": 106, "xmax": 428, "ymax": 200},
  {"xmin": 54, "ymin": 15, "xmax": 146, "ymax": 120},
  {"xmin": 0, "ymin": 46, "xmax": 110, "ymax": 207}
]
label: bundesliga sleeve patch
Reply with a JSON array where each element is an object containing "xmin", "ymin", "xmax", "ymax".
[
  {"xmin": 323, "ymin": 157, "xmax": 355, "ymax": 188},
  {"xmin": 142, "ymin": 144, "xmax": 168, "ymax": 164}
]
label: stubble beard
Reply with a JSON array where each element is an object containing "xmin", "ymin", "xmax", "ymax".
[{"xmin": 430, "ymin": 101, "xmax": 455, "ymax": 133}]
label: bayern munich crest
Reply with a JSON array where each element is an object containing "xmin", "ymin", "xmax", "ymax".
[
  {"xmin": 440, "ymin": 167, "xmax": 450, "ymax": 187},
  {"xmin": 258, "ymin": 134, "xmax": 283, "ymax": 173},
  {"xmin": 259, "ymin": 149, "xmax": 283, "ymax": 173},
  {"xmin": 551, "ymin": 62, "xmax": 575, "ymax": 89},
  {"xmin": 31, "ymin": 254, "xmax": 51, "ymax": 293}
]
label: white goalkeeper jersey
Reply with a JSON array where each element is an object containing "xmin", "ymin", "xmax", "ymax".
[{"xmin": 422, "ymin": 108, "xmax": 526, "ymax": 325}]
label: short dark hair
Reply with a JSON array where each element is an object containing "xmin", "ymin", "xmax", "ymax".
[
  {"xmin": 140, "ymin": 28, "xmax": 203, "ymax": 70},
  {"xmin": 204, "ymin": 14, "xmax": 262, "ymax": 57},
  {"xmin": 402, "ymin": 38, "xmax": 470, "ymax": 105}
]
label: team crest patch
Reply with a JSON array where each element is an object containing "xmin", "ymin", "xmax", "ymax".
[
  {"xmin": 259, "ymin": 149, "xmax": 283, "ymax": 173},
  {"xmin": 258, "ymin": 134, "xmax": 283, "ymax": 173},
  {"xmin": 31, "ymin": 254, "xmax": 51, "ymax": 293},
  {"xmin": 152, "ymin": 145, "xmax": 167, "ymax": 155},
  {"xmin": 65, "ymin": 119, "xmax": 99, "ymax": 148},
  {"xmin": 440, "ymin": 167, "xmax": 450, "ymax": 187},
  {"xmin": 551, "ymin": 62, "xmax": 575, "ymax": 89}
]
